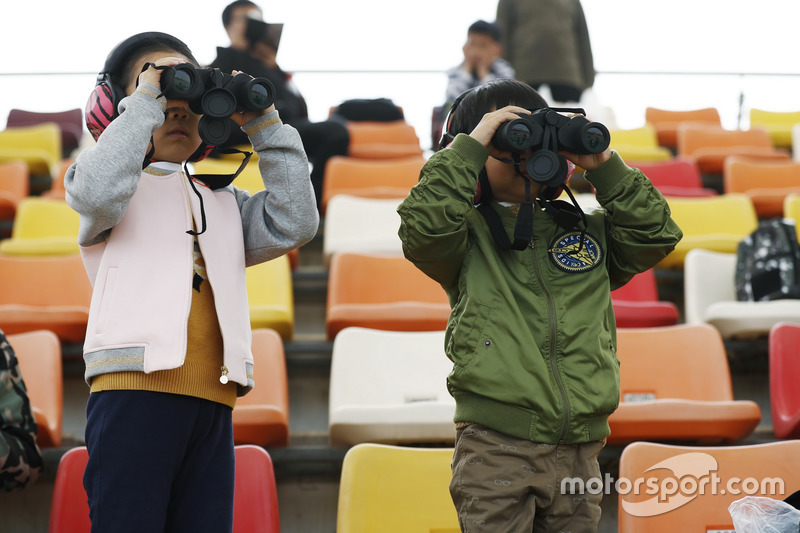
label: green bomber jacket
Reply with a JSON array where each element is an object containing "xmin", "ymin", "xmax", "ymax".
[{"xmin": 397, "ymin": 133, "xmax": 683, "ymax": 444}]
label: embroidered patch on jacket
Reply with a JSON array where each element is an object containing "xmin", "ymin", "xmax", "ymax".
[{"xmin": 548, "ymin": 231, "xmax": 603, "ymax": 273}]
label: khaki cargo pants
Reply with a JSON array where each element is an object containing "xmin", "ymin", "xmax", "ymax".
[{"xmin": 450, "ymin": 423, "xmax": 605, "ymax": 533}]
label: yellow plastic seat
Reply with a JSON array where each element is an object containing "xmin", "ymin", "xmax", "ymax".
[
  {"xmin": 191, "ymin": 156, "xmax": 265, "ymax": 195},
  {"xmin": 786, "ymin": 193, "xmax": 800, "ymax": 228},
  {"xmin": 337, "ymin": 443, "xmax": 459, "ymax": 533},
  {"xmin": 749, "ymin": 108, "xmax": 800, "ymax": 149},
  {"xmin": 7, "ymin": 108, "xmax": 83, "ymax": 157},
  {"xmin": 245, "ymin": 254, "xmax": 294, "ymax": 341},
  {"xmin": 608, "ymin": 125, "xmax": 673, "ymax": 162},
  {"xmin": 0, "ymin": 122, "xmax": 62, "ymax": 176},
  {"xmin": 0, "ymin": 197, "xmax": 80, "ymax": 256},
  {"xmin": 723, "ymin": 155, "xmax": 800, "ymax": 218},
  {"xmin": 657, "ymin": 193, "xmax": 758, "ymax": 268}
]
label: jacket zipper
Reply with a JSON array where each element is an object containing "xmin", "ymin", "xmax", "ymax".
[{"xmin": 530, "ymin": 240, "xmax": 570, "ymax": 444}]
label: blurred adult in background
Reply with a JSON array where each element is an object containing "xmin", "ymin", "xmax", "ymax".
[
  {"xmin": 445, "ymin": 20, "xmax": 515, "ymax": 104},
  {"xmin": 495, "ymin": 0, "xmax": 595, "ymax": 103},
  {"xmin": 211, "ymin": 0, "xmax": 350, "ymax": 211},
  {"xmin": 0, "ymin": 330, "xmax": 42, "ymax": 492}
]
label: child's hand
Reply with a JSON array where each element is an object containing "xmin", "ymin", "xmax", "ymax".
[
  {"xmin": 228, "ymin": 70, "xmax": 276, "ymax": 127},
  {"xmin": 469, "ymin": 105, "xmax": 530, "ymax": 159},
  {"xmin": 559, "ymin": 149, "xmax": 612, "ymax": 171},
  {"xmin": 137, "ymin": 57, "xmax": 186, "ymax": 93}
]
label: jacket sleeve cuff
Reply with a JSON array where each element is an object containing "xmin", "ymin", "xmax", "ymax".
[
  {"xmin": 448, "ymin": 133, "xmax": 489, "ymax": 172},
  {"xmin": 584, "ymin": 151, "xmax": 637, "ymax": 201},
  {"xmin": 242, "ymin": 110, "xmax": 283, "ymax": 146}
]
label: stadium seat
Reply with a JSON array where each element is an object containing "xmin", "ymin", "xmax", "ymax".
[
  {"xmin": 611, "ymin": 269, "xmax": 680, "ymax": 327},
  {"xmin": 48, "ymin": 445, "xmax": 280, "ymax": 533},
  {"xmin": 657, "ymin": 193, "xmax": 758, "ymax": 269},
  {"xmin": 7, "ymin": 329, "xmax": 63, "ymax": 448},
  {"xmin": 0, "ymin": 160, "xmax": 29, "ymax": 222},
  {"xmin": 630, "ymin": 158, "xmax": 716, "ymax": 197},
  {"xmin": 6, "ymin": 108, "xmax": 83, "ymax": 157},
  {"xmin": 749, "ymin": 108, "xmax": 800, "ymax": 149},
  {"xmin": 191, "ymin": 155, "xmax": 265, "ymax": 195},
  {"xmin": 644, "ymin": 106, "xmax": 722, "ymax": 150},
  {"xmin": 0, "ymin": 122, "xmax": 62, "ymax": 177},
  {"xmin": 322, "ymin": 195, "xmax": 404, "ymax": 265},
  {"xmin": 336, "ymin": 443, "xmax": 459, "ymax": 533},
  {"xmin": 345, "ymin": 120, "xmax": 424, "ymax": 159},
  {"xmin": 684, "ymin": 248, "xmax": 800, "ymax": 339},
  {"xmin": 320, "ymin": 154, "xmax": 425, "ymax": 214},
  {"xmin": 246, "ymin": 254, "xmax": 294, "ymax": 341},
  {"xmin": 608, "ymin": 324, "xmax": 760, "ymax": 445},
  {"xmin": 608, "ymin": 125, "xmax": 673, "ymax": 162},
  {"xmin": 769, "ymin": 322, "xmax": 800, "ymax": 439},
  {"xmin": 325, "ymin": 252, "xmax": 450, "ymax": 340},
  {"xmin": 0, "ymin": 197, "xmax": 80, "ymax": 256},
  {"xmin": 676, "ymin": 123, "xmax": 790, "ymax": 175},
  {"xmin": 328, "ymin": 327, "xmax": 455, "ymax": 446},
  {"xmin": 618, "ymin": 440, "xmax": 800, "ymax": 533},
  {"xmin": 232, "ymin": 328, "xmax": 289, "ymax": 447},
  {"xmin": 786, "ymin": 193, "xmax": 800, "ymax": 227},
  {"xmin": 0, "ymin": 253, "xmax": 92, "ymax": 343},
  {"xmin": 723, "ymin": 155, "xmax": 800, "ymax": 218},
  {"xmin": 41, "ymin": 158, "xmax": 73, "ymax": 200}
]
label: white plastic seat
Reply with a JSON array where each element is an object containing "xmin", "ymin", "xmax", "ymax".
[
  {"xmin": 328, "ymin": 327, "xmax": 455, "ymax": 446},
  {"xmin": 322, "ymin": 195, "xmax": 404, "ymax": 266}
]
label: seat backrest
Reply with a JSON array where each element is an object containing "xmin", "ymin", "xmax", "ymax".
[
  {"xmin": 322, "ymin": 195, "xmax": 405, "ymax": 263},
  {"xmin": 769, "ymin": 322, "xmax": 800, "ymax": 439},
  {"xmin": 0, "ymin": 253, "xmax": 92, "ymax": 307},
  {"xmin": 0, "ymin": 160, "xmax": 30, "ymax": 205},
  {"xmin": 192, "ymin": 157, "xmax": 265, "ymax": 195},
  {"xmin": 677, "ymin": 124, "xmax": 773, "ymax": 158},
  {"xmin": 618, "ymin": 440, "xmax": 800, "ymax": 533},
  {"xmin": 749, "ymin": 108, "xmax": 800, "ymax": 127},
  {"xmin": 7, "ymin": 108, "xmax": 83, "ymax": 153},
  {"xmin": 666, "ymin": 193, "xmax": 758, "ymax": 237},
  {"xmin": 8, "ymin": 329, "xmax": 63, "ymax": 447},
  {"xmin": 724, "ymin": 155, "xmax": 800, "ymax": 193},
  {"xmin": 49, "ymin": 445, "xmax": 280, "ymax": 533},
  {"xmin": 631, "ymin": 158, "xmax": 704, "ymax": 190},
  {"xmin": 609, "ymin": 125, "xmax": 660, "ymax": 147},
  {"xmin": 786, "ymin": 193, "xmax": 800, "ymax": 227},
  {"xmin": 617, "ymin": 324, "xmax": 734, "ymax": 402},
  {"xmin": 644, "ymin": 107, "xmax": 721, "ymax": 147},
  {"xmin": 9, "ymin": 197, "xmax": 80, "ymax": 240},
  {"xmin": 346, "ymin": 120, "xmax": 421, "ymax": 146},
  {"xmin": 0, "ymin": 122, "xmax": 62, "ymax": 174},
  {"xmin": 337, "ymin": 443, "xmax": 459, "ymax": 533},
  {"xmin": 245, "ymin": 254, "xmax": 294, "ymax": 340},
  {"xmin": 611, "ymin": 269, "xmax": 660, "ymax": 302},
  {"xmin": 683, "ymin": 249, "xmax": 738, "ymax": 325}
]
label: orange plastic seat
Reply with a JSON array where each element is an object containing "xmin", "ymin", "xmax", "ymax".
[
  {"xmin": 769, "ymin": 322, "xmax": 800, "ymax": 439},
  {"xmin": 645, "ymin": 106, "xmax": 722, "ymax": 149},
  {"xmin": 610, "ymin": 269, "xmax": 680, "ymax": 328},
  {"xmin": 325, "ymin": 252, "xmax": 450, "ymax": 340},
  {"xmin": 345, "ymin": 121, "xmax": 423, "ymax": 159},
  {"xmin": 48, "ymin": 445, "xmax": 280, "ymax": 533},
  {"xmin": 618, "ymin": 440, "xmax": 800, "ymax": 533},
  {"xmin": 0, "ymin": 253, "xmax": 92, "ymax": 343},
  {"xmin": 232, "ymin": 328, "xmax": 289, "ymax": 447},
  {"xmin": 0, "ymin": 159, "xmax": 29, "ymax": 221},
  {"xmin": 7, "ymin": 329, "xmax": 63, "ymax": 448},
  {"xmin": 630, "ymin": 158, "xmax": 716, "ymax": 197},
  {"xmin": 321, "ymin": 154, "xmax": 425, "ymax": 214},
  {"xmin": 608, "ymin": 324, "xmax": 761, "ymax": 445},
  {"xmin": 677, "ymin": 123, "xmax": 790, "ymax": 175},
  {"xmin": 723, "ymin": 155, "xmax": 800, "ymax": 218},
  {"xmin": 41, "ymin": 158, "xmax": 74, "ymax": 200}
]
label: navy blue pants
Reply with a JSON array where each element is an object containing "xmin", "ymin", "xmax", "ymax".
[{"xmin": 83, "ymin": 390, "xmax": 235, "ymax": 533}]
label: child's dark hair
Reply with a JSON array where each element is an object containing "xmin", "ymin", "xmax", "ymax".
[
  {"xmin": 468, "ymin": 20, "xmax": 502, "ymax": 43},
  {"xmin": 108, "ymin": 33, "xmax": 200, "ymax": 94},
  {"xmin": 447, "ymin": 79, "xmax": 549, "ymax": 143}
]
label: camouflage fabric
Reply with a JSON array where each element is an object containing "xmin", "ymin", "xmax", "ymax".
[{"xmin": 0, "ymin": 330, "xmax": 42, "ymax": 491}]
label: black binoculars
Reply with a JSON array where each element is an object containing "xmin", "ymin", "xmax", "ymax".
[
  {"xmin": 159, "ymin": 63, "xmax": 276, "ymax": 146},
  {"xmin": 492, "ymin": 109, "xmax": 611, "ymax": 188}
]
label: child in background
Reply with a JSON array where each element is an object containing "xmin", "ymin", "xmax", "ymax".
[
  {"xmin": 399, "ymin": 79, "xmax": 681, "ymax": 532},
  {"xmin": 65, "ymin": 31, "xmax": 317, "ymax": 532}
]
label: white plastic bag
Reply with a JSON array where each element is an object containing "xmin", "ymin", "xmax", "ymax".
[{"xmin": 729, "ymin": 496, "xmax": 800, "ymax": 533}]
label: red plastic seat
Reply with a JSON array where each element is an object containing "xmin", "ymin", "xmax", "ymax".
[
  {"xmin": 631, "ymin": 158, "xmax": 716, "ymax": 197},
  {"xmin": 769, "ymin": 322, "xmax": 800, "ymax": 439},
  {"xmin": 611, "ymin": 269, "xmax": 680, "ymax": 327}
]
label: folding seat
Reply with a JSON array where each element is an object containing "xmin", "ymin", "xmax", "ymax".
[
  {"xmin": 246, "ymin": 254, "xmax": 294, "ymax": 341},
  {"xmin": 608, "ymin": 324, "xmax": 761, "ymax": 445},
  {"xmin": 8, "ymin": 329, "xmax": 63, "ymax": 448},
  {"xmin": 0, "ymin": 159, "xmax": 29, "ymax": 222},
  {"xmin": 345, "ymin": 120, "xmax": 424, "ymax": 160},
  {"xmin": 684, "ymin": 248, "xmax": 800, "ymax": 339},
  {"xmin": 322, "ymin": 195, "xmax": 404, "ymax": 265},
  {"xmin": 749, "ymin": 108, "xmax": 800, "ymax": 149},
  {"xmin": 0, "ymin": 197, "xmax": 80, "ymax": 256},
  {"xmin": 769, "ymin": 322, "xmax": 800, "ymax": 439},
  {"xmin": 0, "ymin": 122, "xmax": 62, "ymax": 177},
  {"xmin": 630, "ymin": 158, "xmax": 716, "ymax": 197},
  {"xmin": 0, "ymin": 253, "xmax": 92, "ymax": 343},
  {"xmin": 618, "ymin": 440, "xmax": 800, "ymax": 533},
  {"xmin": 676, "ymin": 123, "xmax": 790, "ymax": 176},
  {"xmin": 328, "ymin": 327, "xmax": 454, "ymax": 446},
  {"xmin": 7, "ymin": 108, "xmax": 83, "ymax": 157},
  {"xmin": 786, "ymin": 193, "xmax": 800, "ymax": 226},
  {"xmin": 607, "ymin": 125, "xmax": 673, "ymax": 162},
  {"xmin": 325, "ymin": 252, "xmax": 450, "ymax": 340},
  {"xmin": 645, "ymin": 106, "xmax": 722, "ymax": 150},
  {"xmin": 610, "ymin": 268, "xmax": 680, "ymax": 327},
  {"xmin": 657, "ymin": 193, "xmax": 758, "ymax": 269},
  {"xmin": 336, "ymin": 443, "xmax": 459, "ymax": 533},
  {"xmin": 232, "ymin": 328, "xmax": 289, "ymax": 447},
  {"xmin": 320, "ymin": 154, "xmax": 425, "ymax": 214},
  {"xmin": 48, "ymin": 445, "xmax": 280, "ymax": 533},
  {"xmin": 723, "ymin": 155, "xmax": 800, "ymax": 218}
]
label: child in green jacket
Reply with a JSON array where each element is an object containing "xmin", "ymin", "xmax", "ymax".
[{"xmin": 398, "ymin": 79, "xmax": 682, "ymax": 533}]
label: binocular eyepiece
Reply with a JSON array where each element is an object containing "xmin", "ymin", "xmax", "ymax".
[
  {"xmin": 492, "ymin": 109, "xmax": 611, "ymax": 189},
  {"xmin": 159, "ymin": 63, "xmax": 276, "ymax": 146}
]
